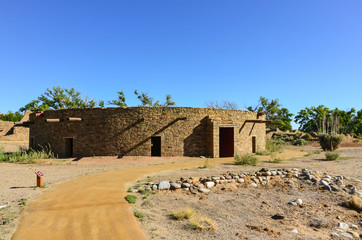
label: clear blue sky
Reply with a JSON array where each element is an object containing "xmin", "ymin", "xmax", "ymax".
[{"xmin": 1, "ymin": 1, "xmax": 362, "ymax": 129}]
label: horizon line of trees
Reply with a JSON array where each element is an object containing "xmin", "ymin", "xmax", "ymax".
[{"xmin": 1, "ymin": 86, "xmax": 362, "ymax": 136}]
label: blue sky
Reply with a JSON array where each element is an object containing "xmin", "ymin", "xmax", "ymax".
[{"xmin": 1, "ymin": 1, "xmax": 362, "ymax": 128}]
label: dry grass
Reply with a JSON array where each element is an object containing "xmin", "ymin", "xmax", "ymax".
[
  {"xmin": 188, "ymin": 216, "xmax": 216, "ymax": 231},
  {"xmin": 171, "ymin": 208, "xmax": 195, "ymax": 220},
  {"xmin": 171, "ymin": 207, "xmax": 216, "ymax": 231}
]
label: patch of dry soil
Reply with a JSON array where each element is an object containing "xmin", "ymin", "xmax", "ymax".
[{"xmin": 131, "ymin": 148, "xmax": 362, "ymax": 240}]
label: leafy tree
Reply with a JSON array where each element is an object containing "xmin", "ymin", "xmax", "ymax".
[
  {"xmin": 20, "ymin": 86, "xmax": 102, "ymax": 112},
  {"xmin": 247, "ymin": 97, "xmax": 293, "ymax": 131},
  {"xmin": 108, "ymin": 90, "xmax": 127, "ymax": 107},
  {"xmin": 204, "ymin": 100, "xmax": 238, "ymax": 110},
  {"xmin": 294, "ymin": 105, "xmax": 330, "ymax": 132},
  {"xmin": 0, "ymin": 111, "xmax": 23, "ymax": 122},
  {"xmin": 134, "ymin": 90, "xmax": 175, "ymax": 107}
]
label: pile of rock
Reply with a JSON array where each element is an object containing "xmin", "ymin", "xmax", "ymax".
[
  {"xmin": 331, "ymin": 222, "xmax": 360, "ymax": 239},
  {"xmin": 139, "ymin": 168, "xmax": 362, "ymax": 198}
]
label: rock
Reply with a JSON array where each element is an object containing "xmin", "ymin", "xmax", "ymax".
[
  {"xmin": 350, "ymin": 224, "xmax": 358, "ymax": 230},
  {"xmin": 261, "ymin": 181, "xmax": 269, "ymax": 186},
  {"xmin": 288, "ymin": 201, "xmax": 298, "ymax": 206},
  {"xmin": 250, "ymin": 183, "xmax": 258, "ymax": 188},
  {"xmin": 181, "ymin": 182, "xmax": 191, "ymax": 188},
  {"xmin": 271, "ymin": 214, "xmax": 285, "ymax": 220},
  {"xmin": 211, "ymin": 176, "xmax": 220, "ymax": 180},
  {"xmin": 323, "ymin": 185, "xmax": 332, "ymax": 191},
  {"xmin": 338, "ymin": 222, "xmax": 349, "ymax": 230},
  {"xmin": 330, "ymin": 185, "xmax": 340, "ymax": 192},
  {"xmin": 1, "ymin": 220, "xmax": 8, "ymax": 225},
  {"xmin": 347, "ymin": 231, "xmax": 359, "ymax": 238},
  {"xmin": 237, "ymin": 178, "xmax": 245, "ymax": 183},
  {"xmin": 340, "ymin": 232, "xmax": 353, "ymax": 239},
  {"xmin": 291, "ymin": 229, "xmax": 298, "ymax": 234},
  {"xmin": 252, "ymin": 179, "xmax": 260, "ymax": 184},
  {"xmin": 170, "ymin": 182, "xmax": 181, "ymax": 190},
  {"xmin": 204, "ymin": 181, "xmax": 215, "ymax": 189},
  {"xmin": 292, "ymin": 174, "xmax": 299, "ymax": 178},
  {"xmin": 286, "ymin": 180, "xmax": 294, "ymax": 185},
  {"xmin": 198, "ymin": 188, "xmax": 210, "ymax": 194},
  {"xmin": 158, "ymin": 181, "xmax": 170, "ymax": 190},
  {"xmin": 220, "ymin": 176, "xmax": 225, "ymax": 180},
  {"xmin": 189, "ymin": 186, "xmax": 197, "ymax": 194},
  {"xmin": 233, "ymin": 175, "xmax": 240, "ymax": 179},
  {"xmin": 331, "ymin": 232, "xmax": 339, "ymax": 237},
  {"xmin": 320, "ymin": 180, "xmax": 329, "ymax": 186},
  {"xmin": 296, "ymin": 199, "xmax": 303, "ymax": 205}
]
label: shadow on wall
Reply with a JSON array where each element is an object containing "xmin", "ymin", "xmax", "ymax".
[
  {"xmin": 120, "ymin": 117, "xmax": 187, "ymax": 156},
  {"xmin": 183, "ymin": 117, "xmax": 209, "ymax": 157}
]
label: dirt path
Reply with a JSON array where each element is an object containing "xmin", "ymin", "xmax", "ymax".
[{"xmin": 12, "ymin": 150, "xmax": 304, "ymax": 240}]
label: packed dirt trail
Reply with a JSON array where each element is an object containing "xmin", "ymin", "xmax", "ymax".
[{"xmin": 12, "ymin": 150, "xmax": 303, "ymax": 240}]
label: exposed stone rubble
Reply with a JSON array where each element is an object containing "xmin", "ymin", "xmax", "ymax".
[
  {"xmin": 134, "ymin": 168, "xmax": 362, "ymax": 238},
  {"xmin": 141, "ymin": 168, "xmax": 361, "ymax": 199}
]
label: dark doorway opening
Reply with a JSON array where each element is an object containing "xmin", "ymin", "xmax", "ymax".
[
  {"xmin": 252, "ymin": 136, "xmax": 256, "ymax": 153},
  {"xmin": 151, "ymin": 136, "xmax": 161, "ymax": 156},
  {"xmin": 219, "ymin": 128, "xmax": 234, "ymax": 157},
  {"xmin": 65, "ymin": 138, "xmax": 73, "ymax": 158}
]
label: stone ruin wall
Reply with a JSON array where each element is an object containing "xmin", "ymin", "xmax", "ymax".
[{"xmin": 29, "ymin": 107, "xmax": 266, "ymax": 158}]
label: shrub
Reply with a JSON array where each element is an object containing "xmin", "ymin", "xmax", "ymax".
[
  {"xmin": 318, "ymin": 134, "xmax": 343, "ymax": 151},
  {"xmin": 294, "ymin": 139, "xmax": 308, "ymax": 146},
  {"xmin": 0, "ymin": 147, "xmax": 56, "ymax": 163},
  {"xmin": 171, "ymin": 208, "xmax": 195, "ymax": 220},
  {"xmin": 266, "ymin": 140, "xmax": 283, "ymax": 153},
  {"xmin": 255, "ymin": 150, "xmax": 269, "ymax": 156},
  {"xmin": 302, "ymin": 133, "xmax": 313, "ymax": 140},
  {"xmin": 134, "ymin": 209, "xmax": 144, "ymax": 219},
  {"xmin": 234, "ymin": 153, "xmax": 258, "ymax": 166},
  {"xmin": 203, "ymin": 158, "xmax": 213, "ymax": 168},
  {"xmin": 352, "ymin": 139, "xmax": 360, "ymax": 143},
  {"xmin": 125, "ymin": 195, "xmax": 137, "ymax": 204},
  {"xmin": 138, "ymin": 189, "xmax": 148, "ymax": 194},
  {"xmin": 324, "ymin": 151, "xmax": 340, "ymax": 161}
]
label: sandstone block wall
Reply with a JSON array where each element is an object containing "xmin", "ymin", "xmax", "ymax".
[{"xmin": 29, "ymin": 107, "xmax": 266, "ymax": 158}]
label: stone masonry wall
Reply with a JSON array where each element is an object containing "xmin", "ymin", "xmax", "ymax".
[{"xmin": 29, "ymin": 107, "xmax": 266, "ymax": 158}]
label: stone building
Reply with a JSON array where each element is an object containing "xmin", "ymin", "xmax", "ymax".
[{"xmin": 29, "ymin": 107, "xmax": 268, "ymax": 158}]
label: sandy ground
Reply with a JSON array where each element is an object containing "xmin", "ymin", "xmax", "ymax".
[{"xmin": 0, "ymin": 144, "xmax": 361, "ymax": 240}]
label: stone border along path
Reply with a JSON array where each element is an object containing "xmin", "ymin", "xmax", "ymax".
[{"xmin": 12, "ymin": 150, "xmax": 304, "ymax": 240}]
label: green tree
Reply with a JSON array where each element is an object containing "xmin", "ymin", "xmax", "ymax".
[
  {"xmin": 134, "ymin": 90, "xmax": 175, "ymax": 107},
  {"xmin": 20, "ymin": 86, "xmax": 102, "ymax": 112},
  {"xmin": 0, "ymin": 111, "xmax": 23, "ymax": 122},
  {"xmin": 294, "ymin": 105, "xmax": 331, "ymax": 132},
  {"xmin": 108, "ymin": 90, "xmax": 127, "ymax": 107},
  {"xmin": 247, "ymin": 97, "xmax": 293, "ymax": 131}
]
